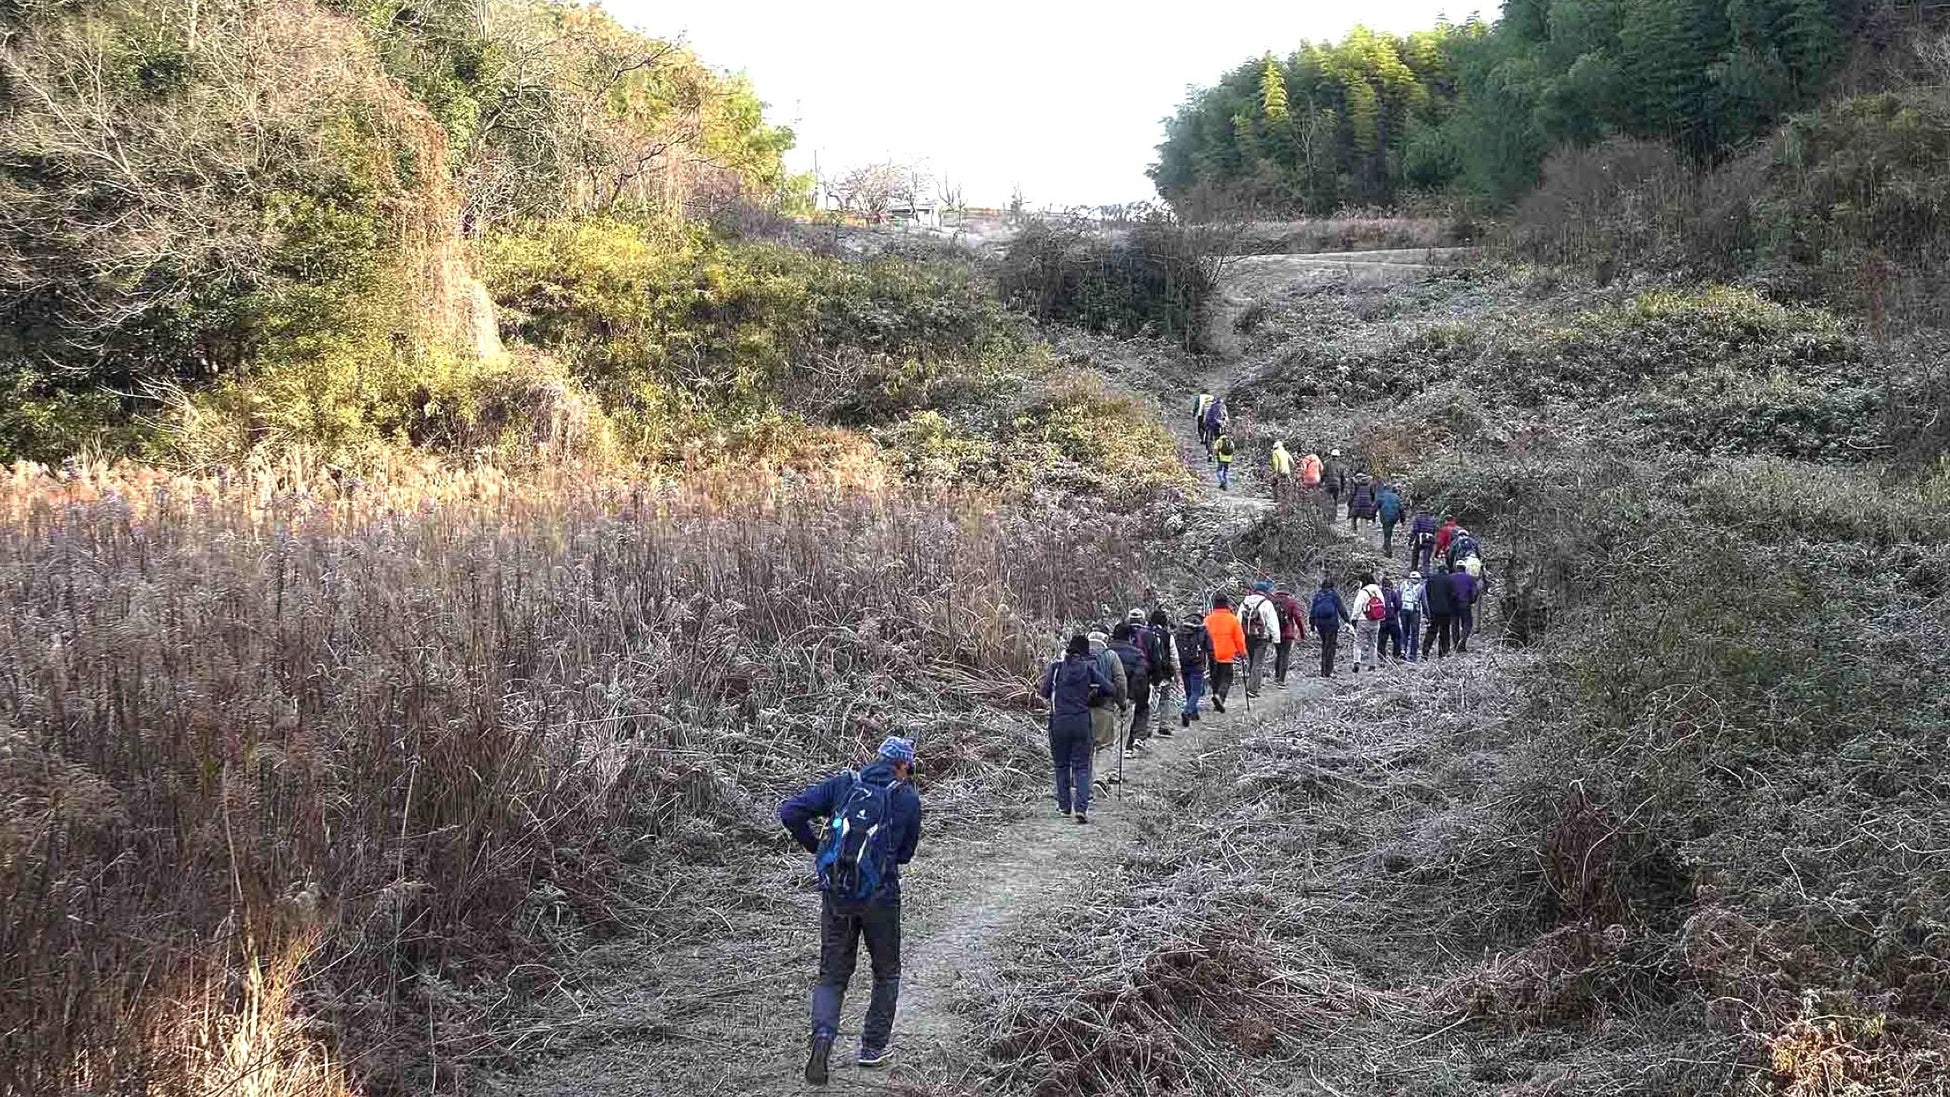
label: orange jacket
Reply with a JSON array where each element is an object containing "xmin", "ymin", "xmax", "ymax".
[{"xmin": 1204, "ymin": 607, "xmax": 1248, "ymax": 664}]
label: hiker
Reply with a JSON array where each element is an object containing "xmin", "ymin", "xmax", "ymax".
[
  {"xmin": 1203, "ymin": 594, "xmax": 1247, "ymax": 712},
  {"xmin": 1109, "ymin": 623, "xmax": 1152, "ymax": 754},
  {"xmin": 1173, "ymin": 610, "xmax": 1212, "ymax": 729},
  {"xmin": 1378, "ymin": 483, "xmax": 1405, "ymax": 556},
  {"xmin": 1201, "ymin": 395, "xmax": 1229, "ymax": 458},
  {"xmin": 781, "ymin": 736, "xmax": 923, "ymax": 1084},
  {"xmin": 1409, "ymin": 511, "xmax": 1438, "ymax": 572},
  {"xmin": 1349, "ymin": 573, "xmax": 1386, "ymax": 673},
  {"xmin": 1300, "ymin": 450, "xmax": 1323, "ymax": 491},
  {"xmin": 1269, "ymin": 441, "xmax": 1294, "ymax": 504},
  {"xmin": 1450, "ymin": 562, "xmax": 1480, "ymax": 653},
  {"xmin": 1239, "ymin": 580, "xmax": 1282, "ymax": 698},
  {"xmin": 1194, "ymin": 391, "xmax": 1215, "ymax": 452},
  {"xmin": 1446, "ymin": 526, "xmax": 1482, "ymax": 572},
  {"xmin": 1421, "ymin": 563, "xmax": 1458, "ymax": 660},
  {"xmin": 1271, "ymin": 583, "xmax": 1307, "ymax": 688},
  {"xmin": 1214, "ymin": 432, "xmax": 1235, "ymax": 491},
  {"xmin": 1321, "ymin": 449, "xmax": 1348, "ymax": 509},
  {"xmin": 1347, "ymin": 473, "xmax": 1378, "ymax": 533},
  {"xmin": 1308, "ymin": 578, "xmax": 1352, "ymax": 677},
  {"xmin": 1434, "ymin": 516, "xmax": 1460, "ymax": 563},
  {"xmin": 1380, "ymin": 575, "xmax": 1406, "ymax": 662},
  {"xmin": 1086, "ymin": 631, "xmax": 1128, "ymax": 780},
  {"xmin": 1145, "ymin": 609, "xmax": 1182, "ymax": 738},
  {"xmin": 1400, "ymin": 570, "xmax": 1427, "ymax": 662},
  {"xmin": 1039, "ymin": 635, "xmax": 1113, "ymax": 825}
]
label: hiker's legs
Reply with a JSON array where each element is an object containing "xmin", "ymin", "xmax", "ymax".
[
  {"xmin": 1382, "ymin": 520, "xmax": 1396, "ymax": 555},
  {"xmin": 1245, "ymin": 638, "xmax": 1268, "ymax": 695},
  {"xmin": 858, "ymin": 900, "xmax": 903, "ymax": 1052},
  {"xmin": 1181, "ymin": 668, "xmax": 1205, "ymax": 714},
  {"xmin": 1382, "ymin": 619, "xmax": 1403, "ymax": 660},
  {"xmin": 1152, "ymin": 677, "xmax": 1177, "ymax": 732},
  {"xmin": 1274, "ymin": 639, "xmax": 1293, "ymax": 685},
  {"xmin": 1062, "ymin": 729, "xmax": 1093, "ymax": 816},
  {"xmin": 1210, "ymin": 661, "xmax": 1233, "ymax": 703},
  {"xmin": 810, "ymin": 896, "xmax": 863, "ymax": 1039},
  {"xmin": 1320, "ymin": 630, "xmax": 1339, "ymax": 676},
  {"xmin": 1355, "ymin": 621, "xmax": 1379, "ymax": 669},
  {"xmin": 1403, "ymin": 611, "xmax": 1421, "ymax": 661},
  {"xmin": 1217, "ymin": 464, "xmax": 1230, "ymax": 490},
  {"xmin": 1126, "ymin": 693, "xmax": 1150, "ymax": 748},
  {"xmin": 1427, "ymin": 614, "xmax": 1451, "ymax": 658},
  {"xmin": 1048, "ymin": 726, "xmax": 1076, "ymax": 813},
  {"xmin": 1456, "ymin": 606, "xmax": 1474, "ymax": 652}
]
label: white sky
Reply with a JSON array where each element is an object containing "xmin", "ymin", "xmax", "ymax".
[{"xmin": 610, "ymin": 1, "xmax": 1484, "ymax": 209}]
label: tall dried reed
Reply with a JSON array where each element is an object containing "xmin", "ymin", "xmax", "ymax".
[{"xmin": 0, "ymin": 457, "xmax": 1144, "ymax": 1093}]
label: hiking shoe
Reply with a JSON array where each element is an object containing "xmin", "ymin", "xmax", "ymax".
[
  {"xmin": 1075, "ymin": 813, "xmax": 1090, "ymax": 825},
  {"xmin": 806, "ymin": 1035, "xmax": 834, "ymax": 1086},
  {"xmin": 1191, "ymin": 711, "xmax": 1201, "ymax": 722},
  {"xmin": 1158, "ymin": 727, "xmax": 1173, "ymax": 737},
  {"xmin": 1181, "ymin": 712, "xmax": 1191, "ymax": 728},
  {"xmin": 1212, "ymin": 697, "xmax": 1225, "ymax": 713},
  {"xmin": 858, "ymin": 1046, "xmax": 893, "ymax": 1069}
]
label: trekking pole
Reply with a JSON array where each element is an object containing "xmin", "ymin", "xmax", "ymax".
[
  {"xmin": 1115, "ymin": 721, "xmax": 1125, "ymax": 799},
  {"xmin": 1239, "ymin": 656, "xmax": 1252, "ymax": 718}
]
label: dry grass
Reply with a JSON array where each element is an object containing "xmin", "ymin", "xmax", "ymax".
[{"xmin": 0, "ymin": 454, "xmax": 1146, "ymax": 1094}]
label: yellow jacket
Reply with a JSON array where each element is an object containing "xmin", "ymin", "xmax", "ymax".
[{"xmin": 1270, "ymin": 444, "xmax": 1293, "ymax": 476}]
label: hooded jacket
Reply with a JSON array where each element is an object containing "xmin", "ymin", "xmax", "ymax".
[
  {"xmin": 1239, "ymin": 591, "xmax": 1282, "ymax": 644},
  {"xmin": 1089, "ymin": 634, "xmax": 1129, "ymax": 706},
  {"xmin": 1378, "ymin": 486, "xmax": 1405, "ymax": 523},
  {"xmin": 1040, "ymin": 653, "xmax": 1112, "ymax": 736},
  {"xmin": 1204, "ymin": 606, "xmax": 1248, "ymax": 664},
  {"xmin": 1450, "ymin": 568, "xmax": 1479, "ymax": 607},
  {"xmin": 1348, "ymin": 477, "xmax": 1378, "ymax": 519},
  {"xmin": 1270, "ymin": 443, "xmax": 1293, "ymax": 476},
  {"xmin": 1271, "ymin": 590, "xmax": 1307, "ymax": 641},
  {"xmin": 780, "ymin": 760, "xmax": 922, "ymax": 904}
]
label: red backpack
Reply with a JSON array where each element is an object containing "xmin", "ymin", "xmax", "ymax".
[{"xmin": 1363, "ymin": 589, "xmax": 1387, "ymax": 621}]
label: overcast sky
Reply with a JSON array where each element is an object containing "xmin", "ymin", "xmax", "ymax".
[{"xmin": 610, "ymin": 1, "xmax": 1485, "ymax": 209}]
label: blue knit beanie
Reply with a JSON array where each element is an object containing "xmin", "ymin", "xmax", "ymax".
[{"xmin": 877, "ymin": 736, "xmax": 916, "ymax": 764}]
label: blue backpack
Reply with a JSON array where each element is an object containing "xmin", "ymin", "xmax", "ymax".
[
  {"xmin": 815, "ymin": 774, "xmax": 901, "ymax": 901},
  {"xmin": 1309, "ymin": 588, "xmax": 1341, "ymax": 627}
]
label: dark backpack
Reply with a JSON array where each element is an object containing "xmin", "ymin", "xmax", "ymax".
[
  {"xmin": 1146, "ymin": 626, "xmax": 1175, "ymax": 678},
  {"xmin": 1309, "ymin": 588, "xmax": 1340, "ymax": 626},
  {"xmin": 1174, "ymin": 623, "xmax": 1210, "ymax": 667},
  {"xmin": 815, "ymin": 774, "xmax": 902, "ymax": 901},
  {"xmin": 1243, "ymin": 596, "xmax": 1271, "ymax": 641},
  {"xmin": 1113, "ymin": 641, "xmax": 1150, "ymax": 690}
]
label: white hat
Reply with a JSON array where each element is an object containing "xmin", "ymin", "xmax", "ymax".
[{"xmin": 1329, "ymin": 448, "xmax": 1342, "ymax": 456}]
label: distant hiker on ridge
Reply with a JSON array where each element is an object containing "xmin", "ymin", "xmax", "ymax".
[
  {"xmin": 1348, "ymin": 472, "xmax": 1378, "ymax": 534},
  {"xmin": 1322, "ymin": 449, "xmax": 1348, "ymax": 511},
  {"xmin": 1194, "ymin": 390, "xmax": 1215, "ymax": 453},
  {"xmin": 1269, "ymin": 440, "xmax": 1294, "ymax": 505},
  {"xmin": 1038, "ymin": 635, "xmax": 1113, "ymax": 826},
  {"xmin": 781, "ymin": 736, "xmax": 923, "ymax": 1084},
  {"xmin": 1214, "ymin": 432, "xmax": 1236, "ymax": 491}
]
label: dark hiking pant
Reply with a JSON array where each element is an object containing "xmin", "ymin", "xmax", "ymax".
[
  {"xmin": 1423, "ymin": 614, "xmax": 1454, "ymax": 659},
  {"xmin": 1319, "ymin": 628, "xmax": 1340, "ymax": 676},
  {"xmin": 1049, "ymin": 725, "xmax": 1092, "ymax": 816},
  {"xmin": 1381, "ymin": 519, "xmax": 1398, "ymax": 556},
  {"xmin": 811, "ymin": 894, "xmax": 901, "ymax": 1050},
  {"xmin": 1382, "ymin": 618, "xmax": 1405, "ymax": 660},
  {"xmin": 1456, "ymin": 606, "xmax": 1475, "ymax": 652},
  {"xmin": 1181, "ymin": 667, "xmax": 1205, "ymax": 715},
  {"xmin": 1246, "ymin": 638, "xmax": 1271, "ymax": 695},
  {"xmin": 1210, "ymin": 661, "xmax": 1235, "ymax": 703},
  {"xmin": 1126, "ymin": 688, "xmax": 1151, "ymax": 749},
  {"xmin": 1273, "ymin": 639, "xmax": 1294, "ymax": 685},
  {"xmin": 1412, "ymin": 543, "xmax": 1433, "ymax": 574},
  {"xmin": 1402, "ymin": 610, "xmax": 1422, "ymax": 661}
]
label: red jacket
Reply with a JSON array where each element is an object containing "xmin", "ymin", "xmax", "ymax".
[
  {"xmin": 1435, "ymin": 519, "xmax": 1459, "ymax": 557},
  {"xmin": 1271, "ymin": 591, "xmax": 1307, "ymax": 641}
]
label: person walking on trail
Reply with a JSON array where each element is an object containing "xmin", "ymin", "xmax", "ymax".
[
  {"xmin": 1435, "ymin": 516, "xmax": 1460, "ymax": 564},
  {"xmin": 1145, "ymin": 609, "xmax": 1182, "ymax": 738},
  {"xmin": 1450, "ymin": 563, "xmax": 1480, "ymax": 653},
  {"xmin": 1038, "ymin": 635, "xmax": 1112, "ymax": 826},
  {"xmin": 1309, "ymin": 578, "xmax": 1352, "ymax": 677},
  {"xmin": 1086, "ymin": 632, "xmax": 1128, "ymax": 781},
  {"xmin": 1269, "ymin": 441, "xmax": 1294, "ymax": 505},
  {"xmin": 1347, "ymin": 473, "xmax": 1379, "ymax": 533},
  {"xmin": 1214, "ymin": 432, "xmax": 1236, "ymax": 491},
  {"xmin": 1202, "ymin": 396, "xmax": 1229, "ymax": 459},
  {"xmin": 1194, "ymin": 391, "xmax": 1215, "ymax": 452},
  {"xmin": 1421, "ymin": 564, "xmax": 1459, "ymax": 660},
  {"xmin": 781, "ymin": 736, "xmax": 923, "ymax": 1084},
  {"xmin": 1322, "ymin": 449, "xmax": 1349, "ymax": 509},
  {"xmin": 1380, "ymin": 575, "xmax": 1407, "ymax": 662},
  {"xmin": 1300, "ymin": 450, "xmax": 1323, "ymax": 491},
  {"xmin": 1239, "ymin": 580, "xmax": 1281, "ymax": 698},
  {"xmin": 1447, "ymin": 526, "xmax": 1482, "ymax": 572},
  {"xmin": 1109, "ymin": 623, "xmax": 1153, "ymax": 753},
  {"xmin": 1409, "ymin": 511, "xmax": 1439, "ymax": 573},
  {"xmin": 1173, "ymin": 612, "xmax": 1213, "ymax": 728},
  {"xmin": 1400, "ymin": 570, "xmax": 1427, "ymax": 663},
  {"xmin": 1271, "ymin": 584, "xmax": 1307, "ymax": 688},
  {"xmin": 1203, "ymin": 594, "xmax": 1247, "ymax": 712},
  {"xmin": 1377, "ymin": 483, "xmax": 1406, "ymax": 556},
  {"xmin": 1349, "ymin": 573, "xmax": 1386, "ymax": 673}
]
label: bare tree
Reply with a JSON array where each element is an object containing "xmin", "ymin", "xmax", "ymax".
[{"xmin": 825, "ymin": 161, "xmax": 913, "ymax": 223}]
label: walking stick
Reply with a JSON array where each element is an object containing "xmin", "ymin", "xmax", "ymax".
[
  {"xmin": 1115, "ymin": 715, "xmax": 1126, "ymax": 799},
  {"xmin": 1239, "ymin": 656, "xmax": 1251, "ymax": 718}
]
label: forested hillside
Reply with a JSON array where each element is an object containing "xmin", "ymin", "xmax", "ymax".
[{"xmin": 1153, "ymin": 0, "xmax": 1913, "ymax": 212}]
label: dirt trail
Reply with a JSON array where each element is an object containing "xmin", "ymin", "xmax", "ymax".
[{"xmin": 490, "ymin": 255, "xmax": 1407, "ymax": 1097}]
